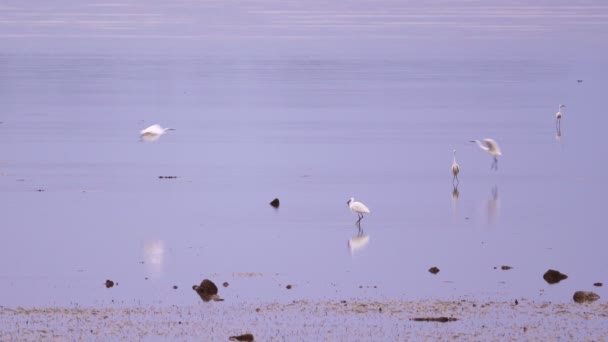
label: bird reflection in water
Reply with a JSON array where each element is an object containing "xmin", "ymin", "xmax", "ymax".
[
  {"xmin": 556, "ymin": 128, "xmax": 562, "ymax": 143},
  {"xmin": 487, "ymin": 185, "xmax": 499, "ymax": 225},
  {"xmin": 452, "ymin": 185, "xmax": 460, "ymax": 215},
  {"xmin": 143, "ymin": 240, "xmax": 165, "ymax": 278},
  {"xmin": 348, "ymin": 231, "xmax": 370, "ymax": 257}
]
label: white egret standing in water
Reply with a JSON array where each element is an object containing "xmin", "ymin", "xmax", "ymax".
[
  {"xmin": 451, "ymin": 149, "xmax": 460, "ymax": 185},
  {"xmin": 140, "ymin": 124, "xmax": 175, "ymax": 142},
  {"xmin": 471, "ymin": 139, "xmax": 501, "ymax": 170},
  {"xmin": 347, "ymin": 197, "xmax": 370, "ymax": 223},
  {"xmin": 555, "ymin": 104, "xmax": 565, "ymax": 131}
]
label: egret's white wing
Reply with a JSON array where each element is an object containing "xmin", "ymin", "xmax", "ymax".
[{"xmin": 351, "ymin": 201, "xmax": 370, "ymax": 214}]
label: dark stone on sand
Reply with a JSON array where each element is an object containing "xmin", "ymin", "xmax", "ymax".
[
  {"xmin": 173, "ymin": 285, "xmax": 178, "ymax": 290},
  {"xmin": 193, "ymin": 279, "xmax": 223, "ymax": 302},
  {"xmin": 501, "ymin": 265, "xmax": 512, "ymax": 270},
  {"xmin": 158, "ymin": 176, "xmax": 178, "ymax": 179},
  {"xmin": 223, "ymin": 282, "xmax": 229, "ymax": 287},
  {"xmin": 270, "ymin": 198, "xmax": 280, "ymax": 208},
  {"xmin": 428, "ymin": 267, "xmax": 440, "ymax": 274},
  {"xmin": 573, "ymin": 291, "xmax": 600, "ymax": 303},
  {"xmin": 543, "ymin": 269, "xmax": 568, "ymax": 284},
  {"xmin": 594, "ymin": 282, "xmax": 603, "ymax": 287},
  {"xmin": 229, "ymin": 333, "xmax": 254, "ymax": 342},
  {"xmin": 411, "ymin": 317, "xmax": 458, "ymax": 323},
  {"xmin": 286, "ymin": 284, "xmax": 292, "ymax": 289},
  {"xmin": 105, "ymin": 280, "xmax": 114, "ymax": 288}
]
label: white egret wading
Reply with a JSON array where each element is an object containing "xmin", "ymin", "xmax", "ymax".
[
  {"xmin": 347, "ymin": 197, "xmax": 370, "ymax": 223},
  {"xmin": 451, "ymin": 149, "xmax": 460, "ymax": 185},
  {"xmin": 140, "ymin": 124, "xmax": 175, "ymax": 142},
  {"xmin": 471, "ymin": 139, "xmax": 501, "ymax": 170},
  {"xmin": 555, "ymin": 104, "xmax": 565, "ymax": 131}
]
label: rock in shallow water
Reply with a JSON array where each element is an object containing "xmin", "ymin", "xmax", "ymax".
[
  {"xmin": 229, "ymin": 333, "xmax": 254, "ymax": 341},
  {"xmin": 193, "ymin": 279, "xmax": 224, "ymax": 302},
  {"xmin": 428, "ymin": 267, "xmax": 440, "ymax": 274},
  {"xmin": 270, "ymin": 198, "xmax": 280, "ymax": 208},
  {"xmin": 573, "ymin": 291, "xmax": 600, "ymax": 303},
  {"xmin": 543, "ymin": 269, "xmax": 568, "ymax": 284}
]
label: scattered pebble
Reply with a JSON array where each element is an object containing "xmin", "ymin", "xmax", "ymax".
[
  {"xmin": 543, "ymin": 269, "xmax": 568, "ymax": 284},
  {"xmin": 501, "ymin": 265, "xmax": 513, "ymax": 270},
  {"xmin": 573, "ymin": 291, "xmax": 600, "ymax": 303},
  {"xmin": 158, "ymin": 176, "xmax": 178, "ymax": 179},
  {"xmin": 411, "ymin": 317, "xmax": 458, "ymax": 323},
  {"xmin": 270, "ymin": 198, "xmax": 280, "ymax": 208},
  {"xmin": 286, "ymin": 284, "xmax": 292, "ymax": 290},
  {"xmin": 229, "ymin": 333, "xmax": 254, "ymax": 341},
  {"xmin": 193, "ymin": 279, "xmax": 223, "ymax": 302},
  {"xmin": 173, "ymin": 285, "xmax": 178, "ymax": 290},
  {"xmin": 428, "ymin": 267, "xmax": 440, "ymax": 274},
  {"xmin": 105, "ymin": 280, "xmax": 115, "ymax": 288},
  {"xmin": 223, "ymin": 282, "xmax": 229, "ymax": 287},
  {"xmin": 593, "ymin": 282, "xmax": 603, "ymax": 287}
]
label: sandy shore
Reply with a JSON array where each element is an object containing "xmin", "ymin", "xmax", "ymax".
[{"xmin": 1, "ymin": 299, "xmax": 607, "ymax": 341}]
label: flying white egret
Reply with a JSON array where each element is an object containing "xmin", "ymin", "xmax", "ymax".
[
  {"xmin": 555, "ymin": 104, "xmax": 565, "ymax": 130},
  {"xmin": 140, "ymin": 124, "xmax": 175, "ymax": 142},
  {"xmin": 470, "ymin": 138, "xmax": 501, "ymax": 170},
  {"xmin": 347, "ymin": 197, "xmax": 370, "ymax": 223},
  {"xmin": 451, "ymin": 149, "xmax": 460, "ymax": 185}
]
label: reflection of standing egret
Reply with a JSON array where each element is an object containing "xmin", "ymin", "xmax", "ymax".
[
  {"xmin": 140, "ymin": 124, "xmax": 175, "ymax": 142},
  {"xmin": 555, "ymin": 104, "xmax": 565, "ymax": 131},
  {"xmin": 144, "ymin": 240, "xmax": 165, "ymax": 278},
  {"xmin": 348, "ymin": 233, "xmax": 370, "ymax": 256},
  {"xmin": 471, "ymin": 139, "xmax": 501, "ymax": 170},
  {"xmin": 451, "ymin": 149, "xmax": 460, "ymax": 185},
  {"xmin": 347, "ymin": 197, "xmax": 370, "ymax": 223}
]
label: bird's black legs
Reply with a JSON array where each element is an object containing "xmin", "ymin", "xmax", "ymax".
[{"xmin": 491, "ymin": 157, "xmax": 498, "ymax": 170}]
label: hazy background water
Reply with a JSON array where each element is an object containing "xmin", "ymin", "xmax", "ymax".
[{"xmin": 1, "ymin": 0, "xmax": 607, "ymax": 307}]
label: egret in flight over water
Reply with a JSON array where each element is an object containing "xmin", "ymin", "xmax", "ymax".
[
  {"xmin": 471, "ymin": 139, "xmax": 501, "ymax": 170},
  {"xmin": 140, "ymin": 124, "xmax": 175, "ymax": 142},
  {"xmin": 347, "ymin": 197, "xmax": 370, "ymax": 223},
  {"xmin": 451, "ymin": 149, "xmax": 460, "ymax": 185},
  {"xmin": 555, "ymin": 104, "xmax": 565, "ymax": 131}
]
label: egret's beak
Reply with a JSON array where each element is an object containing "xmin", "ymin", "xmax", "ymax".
[
  {"xmin": 469, "ymin": 140, "xmax": 475, "ymax": 143},
  {"xmin": 167, "ymin": 128, "xmax": 176, "ymax": 131},
  {"xmin": 346, "ymin": 200, "xmax": 351, "ymax": 206}
]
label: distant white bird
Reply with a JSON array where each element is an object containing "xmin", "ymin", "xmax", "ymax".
[
  {"xmin": 451, "ymin": 149, "xmax": 460, "ymax": 185},
  {"xmin": 470, "ymin": 138, "xmax": 501, "ymax": 170},
  {"xmin": 555, "ymin": 104, "xmax": 565, "ymax": 130},
  {"xmin": 347, "ymin": 197, "xmax": 370, "ymax": 222},
  {"xmin": 140, "ymin": 124, "xmax": 175, "ymax": 142}
]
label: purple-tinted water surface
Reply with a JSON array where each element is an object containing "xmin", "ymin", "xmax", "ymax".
[{"xmin": 0, "ymin": 1, "xmax": 607, "ymax": 307}]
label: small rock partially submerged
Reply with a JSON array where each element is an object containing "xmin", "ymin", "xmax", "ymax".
[
  {"xmin": 593, "ymin": 282, "xmax": 603, "ymax": 287},
  {"xmin": 193, "ymin": 279, "xmax": 223, "ymax": 302},
  {"xmin": 543, "ymin": 269, "xmax": 568, "ymax": 284},
  {"xmin": 573, "ymin": 291, "xmax": 600, "ymax": 303},
  {"xmin": 286, "ymin": 284, "xmax": 292, "ymax": 290},
  {"xmin": 158, "ymin": 176, "xmax": 178, "ymax": 179},
  {"xmin": 428, "ymin": 267, "xmax": 440, "ymax": 274},
  {"xmin": 411, "ymin": 317, "xmax": 458, "ymax": 323},
  {"xmin": 105, "ymin": 280, "xmax": 115, "ymax": 288},
  {"xmin": 501, "ymin": 265, "xmax": 512, "ymax": 270},
  {"xmin": 229, "ymin": 333, "xmax": 254, "ymax": 342},
  {"xmin": 223, "ymin": 282, "xmax": 229, "ymax": 287},
  {"xmin": 270, "ymin": 198, "xmax": 280, "ymax": 208}
]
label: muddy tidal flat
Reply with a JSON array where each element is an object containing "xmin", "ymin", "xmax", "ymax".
[{"xmin": 2, "ymin": 299, "xmax": 607, "ymax": 341}]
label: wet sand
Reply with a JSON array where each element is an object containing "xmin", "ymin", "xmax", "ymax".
[{"xmin": 2, "ymin": 299, "xmax": 607, "ymax": 341}]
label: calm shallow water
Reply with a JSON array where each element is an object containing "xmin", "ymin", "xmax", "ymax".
[{"xmin": 0, "ymin": 1, "xmax": 607, "ymax": 308}]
